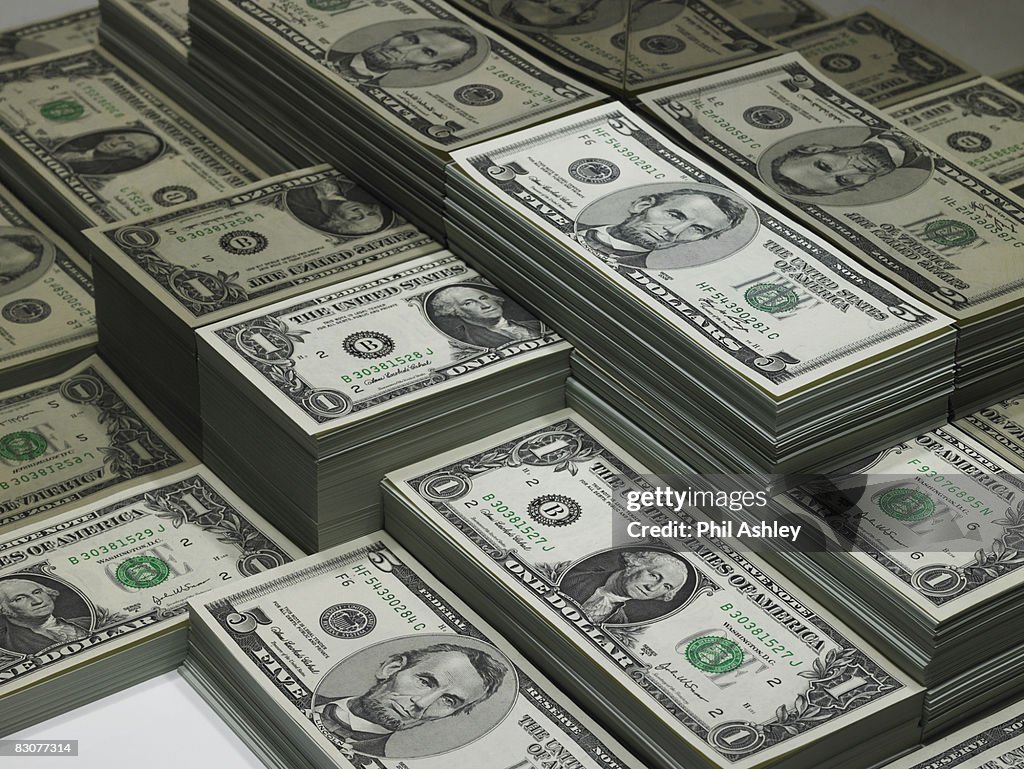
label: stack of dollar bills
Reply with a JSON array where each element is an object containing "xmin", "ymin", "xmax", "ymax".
[
  {"xmin": 0, "ymin": 181, "xmax": 95, "ymax": 390},
  {"xmin": 83, "ymin": 165, "xmax": 440, "ymax": 457},
  {"xmin": 0, "ymin": 7, "xmax": 99, "ymax": 63},
  {"xmin": 446, "ymin": 101, "xmax": 956, "ymax": 481},
  {"xmin": 182, "ymin": 532, "xmax": 645, "ymax": 769},
  {"xmin": 445, "ymin": 0, "xmax": 781, "ymax": 93},
  {"xmin": 0, "ymin": 355, "xmax": 195, "ymax": 534},
  {"xmin": 956, "ymin": 392, "xmax": 1024, "ymax": 471},
  {"xmin": 710, "ymin": 0, "xmax": 829, "ymax": 38},
  {"xmin": 1000, "ymin": 66, "xmax": 1024, "ymax": 95},
  {"xmin": 186, "ymin": 0, "xmax": 603, "ymax": 238},
  {"xmin": 0, "ymin": 46, "xmax": 264, "ymax": 255},
  {"xmin": 195, "ymin": 252, "xmax": 570, "ymax": 551},
  {"xmin": 770, "ymin": 425, "xmax": 1024, "ymax": 735},
  {"xmin": 890, "ymin": 77, "xmax": 1024, "ymax": 207},
  {"xmin": 0, "ymin": 466, "xmax": 300, "ymax": 736},
  {"xmin": 873, "ymin": 696, "xmax": 1024, "ymax": 769},
  {"xmin": 381, "ymin": 410, "xmax": 924, "ymax": 769},
  {"xmin": 773, "ymin": 9, "xmax": 977, "ymax": 107},
  {"xmin": 96, "ymin": 0, "xmax": 294, "ymax": 173},
  {"xmin": 640, "ymin": 53, "xmax": 1024, "ymax": 414}
]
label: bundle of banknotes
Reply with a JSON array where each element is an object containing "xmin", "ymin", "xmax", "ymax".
[
  {"xmin": 1001, "ymin": 66, "xmax": 1024, "ymax": 95},
  {"xmin": 84, "ymin": 165, "xmax": 440, "ymax": 456},
  {"xmin": 773, "ymin": 9, "xmax": 977, "ymax": 107},
  {"xmin": 0, "ymin": 355, "xmax": 196, "ymax": 534},
  {"xmin": 195, "ymin": 252, "xmax": 570, "ymax": 551},
  {"xmin": 0, "ymin": 181, "xmax": 95, "ymax": 390},
  {"xmin": 771, "ymin": 424, "xmax": 1024, "ymax": 735},
  {"xmin": 0, "ymin": 7, "xmax": 99, "ymax": 62},
  {"xmin": 96, "ymin": 0, "xmax": 294, "ymax": 173},
  {"xmin": 640, "ymin": 53, "xmax": 1024, "ymax": 414},
  {"xmin": 186, "ymin": 0, "xmax": 603, "ymax": 238},
  {"xmin": 446, "ymin": 101, "xmax": 956, "ymax": 481},
  {"xmin": 875, "ymin": 695, "xmax": 1024, "ymax": 769},
  {"xmin": 890, "ymin": 76, "xmax": 1024, "ymax": 215},
  {"xmin": 445, "ymin": 0, "xmax": 782, "ymax": 93},
  {"xmin": 182, "ymin": 532, "xmax": 646, "ymax": 769},
  {"xmin": 382, "ymin": 409, "xmax": 924, "ymax": 769},
  {"xmin": 0, "ymin": 45, "xmax": 266, "ymax": 255},
  {"xmin": 712, "ymin": 0, "xmax": 829, "ymax": 37},
  {"xmin": 956, "ymin": 392, "xmax": 1024, "ymax": 471},
  {"xmin": 0, "ymin": 465, "xmax": 299, "ymax": 736}
]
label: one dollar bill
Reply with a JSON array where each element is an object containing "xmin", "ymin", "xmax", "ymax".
[
  {"xmin": 641, "ymin": 52, "xmax": 1024, "ymax": 322},
  {"xmin": 384, "ymin": 410, "xmax": 921, "ymax": 769},
  {"xmin": 0, "ymin": 356, "xmax": 194, "ymax": 530},
  {"xmin": 999, "ymin": 66, "xmax": 1024, "ymax": 96},
  {"xmin": 196, "ymin": 0, "xmax": 602, "ymax": 150},
  {"xmin": 446, "ymin": 0, "xmax": 781, "ymax": 91},
  {"xmin": 451, "ymin": 102, "xmax": 950, "ymax": 397},
  {"xmin": 85, "ymin": 165, "xmax": 440, "ymax": 328},
  {"xmin": 102, "ymin": 0, "xmax": 189, "ymax": 53},
  {"xmin": 186, "ymin": 532, "xmax": 644, "ymax": 768},
  {"xmin": 957, "ymin": 395, "xmax": 1024, "ymax": 471},
  {"xmin": 774, "ymin": 9, "xmax": 976, "ymax": 107},
  {"xmin": 0, "ymin": 47, "xmax": 262, "ymax": 227},
  {"xmin": 890, "ymin": 77, "xmax": 1024, "ymax": 190},
  {"xmin": 0, "ymin": 182, "xmax": 95, "ymax": 389},
  {"xmin": 0, "ymin": 467, "xmax": 299, "ymax": 701},
  {"xmin": 0, "ymin": 8, "xmax": 99, "ymax": 65},
  {"xmin": 198, "ymin": 253, "xmax": 567, "ymax": 436},
  {"xmin": 781, "ymin": 425, "xmax": 1024, "ymax": 621},
  {"xmin": 710, "ymin": 0, "xmax": 828, "ymax": 38}
]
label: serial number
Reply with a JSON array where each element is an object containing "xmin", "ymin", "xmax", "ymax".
[
  {"xmin": 172, "ymin": 213, "xmax": 265, "ymax": 242},
  {"xmin": 67, "ymin": 526, "xmax": 165, "ymax": 564},
  {"xmin": 906, "ymin": 459, "xmax": 994, "ymax": 514},
  {"xmin": 479, "ymin": 494, "xmax": 552, "ymax": 550},
  {"xmin": 2, "ymin": 453, "xmax": 95, "ymax": 490},
  {"xmin": 720, "ymin": 603, "xmax": 802, "ymax": 665},
  {"xmin": 363, "ymin": 575, "xmax": 427, "ymax": 630},
  {"xmin": 341, "ymin": 349, "xmax": 433, "ymax": 382}
]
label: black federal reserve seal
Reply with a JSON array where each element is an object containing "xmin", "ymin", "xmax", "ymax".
[
  {"xmin": 343, "ymin": 331, "xmax": 395, "ymax": 359},
  {"xmin": 743, "ymin": 106, "xmax": 793, "ymax": 130},
  {"xmin": 568, "ymin": 158, "xmax": 620, "ymax": 184},
  {"xmin": 454, "ymin": 84, "xmax": 503, "ymax": 106},
  {"xmin": 640, "ymin": 36, "xmax": 684, "ymax": 55},
  {"xmin": 2, "ymin": 298, "xmax": 51, "ymax": 323},
  {"xmin": 320, "ymin": 603, "xmax": 377, "ymax": 639},
  {"xmin": 528, "ymin": 494, "xmax": 582, "ymax": 527},
  {"xmin": 820, "ymin": 53, "xmax": 861, "ymax": 74},
  {"xmin": 153, "ymin": 185, "xmax": 198, "ymax": 207},
  {"xmin": 947, "ymin": 131, "xmax": 992, "ymax": 153},
  {"xmin": 219, "ymin": 230, "xmax": 268, "ymax": 256}
]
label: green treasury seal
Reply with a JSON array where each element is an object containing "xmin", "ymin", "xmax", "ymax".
[
  {"xmin": 745, "ymin": 284, "xmax": 799, "ymax": 313},
  {"xmin": 0, "ymin": 431, "xmax": 48, "ymax": 461},
  {"xmin": 40, "ymin": 99, "xmax": 85, "ymax": 122},
  {"xmin": 923, "ymin": 220, "xmax": 977, "ymax": 247},
  {"xmin": 879, "ymin": 488, "xmax": 936, "ymax": 521},
  {"xmin": 116, "ymin": 555, "xmax": 171, "ymax": 589},
  {"xmin": 686, "ymin": 636, "xmax": 744, "ymax": 673}
]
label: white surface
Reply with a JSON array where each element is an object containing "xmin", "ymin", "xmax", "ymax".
[
  {"xmin": 0, "ymin": 1, "xmax": 1021, "ymax": 768},
  {"xmin": 813, "ymin": 0, "xmax": 1024, "ymax": 74},
  {"xmin": 8, "ymin": 672, "xmax": 263, "ymax": 768},
  {"xmin": 0, "ymin": 1, "xmax": 96, "ymax": 30}
]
